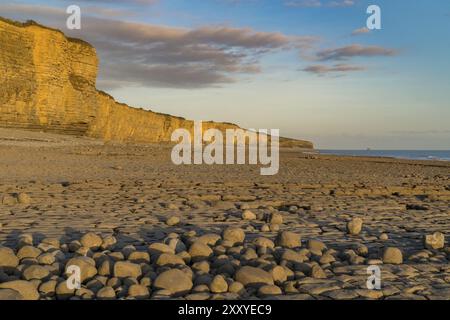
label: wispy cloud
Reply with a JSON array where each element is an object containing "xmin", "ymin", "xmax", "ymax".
[
  {"xmin": 302, "ymin": 63, "xmax": 365, "ymax": 75},
  {"xmin": 316, "ymin": 44, "xmax": 397, "ymax": 61},
  {"xmin": 285, "ymin": 0, "xmax": 355, "ymax": 8},
  {"xmin": 351, "ymin": 27, "xmax": 370, "ymax": 36}
]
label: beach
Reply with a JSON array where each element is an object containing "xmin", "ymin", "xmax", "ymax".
[{"xmin": 0, "ymin": 128, "xmax": 448, "ymax": 300}]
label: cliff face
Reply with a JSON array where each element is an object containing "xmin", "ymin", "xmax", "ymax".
[{"xmin": 0, "ymin": 18, "xmax": 313, "ymax": 148}]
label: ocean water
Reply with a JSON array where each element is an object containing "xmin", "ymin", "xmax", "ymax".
[{"xmin": 318, "ymin": 150, "xmax": 450, "ymax": 161}]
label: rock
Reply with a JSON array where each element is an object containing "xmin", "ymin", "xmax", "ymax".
[
  {"xmin": 235, "ymin": 266, "xmax": 274, "ymax": 287},
  {"xmin": 424, "ymin": 232, "xmax": 445, "ymax": 250},
  {"xmin": 311, "ymin": 265, "xmax": 327, "ymax": 279},
  {"xmin": 355, "ymin": 244, "xmax": 369, "ymax": 256},
  {"xmin": 17, "ymin": 192, "xmax": 31, "ymax": 205},
  {"xmin": 39, "ymin": 280, "xmax": 57, "ymax": 297},
  {"xmin": 153, "ymin": 269, "xmax": 193, "ymax": 296},
  {"xmin": 38, "ymin": 253, "xmax": 57, "ymax": 265},
  {"xmin": 80, "ymin": 232, "xmax": 103, "ymax": 249},
  {"xmin": 379, "ymin": 233, "xmax": 389, "ymax": 241},
  {"xmin": 260, "ymin": 224, "xmax": 270, "ymax": 232},
  {"xmin": 192, "ymin": 261, "xmax": 210, "ymax": 273},
  {"xmin": 165, "ymin": 238, "xmax": 187, "ymax": 253},
  {"xmin": 188, "ymin": 242, "xmax": 213, "ymax": 262},
  {"xmin": 241, "ymin": 210, "xmax": 256, "ymax": 220},
  {"xmin": 0, "ymin": 288, "xmax": 23, "ymax": 300},
  {"xmin": 113, "ymin": 261, "xmax": 142, "ymax": 279},
  {"xmin": 270, "ymin": 266, "xmax": 287, "ymax": 283},
  {"xmin": 267, "ymin": 212, "xmax": 283, "ymax": 225},
  {"xmin": 319, "ymin": 252, "xmax": 336, "ymax": 264},
  {"xmin": 156, "ymin": 253, "xmax": 186, "ymax": 267},
  {"xmin": 17, "ymin": 234, "xmax": 33, "ymax": 248},
  {"xmin": 276, "ymin": 231, "xmax": 301, "ymax": 248},
  {"xmin": 269, "ymin": 224, "xmax": 280, "ymax": 232},
  {"xmin": 101, "ymin": 235, "xmax": 117, "ymax": 250},
  {"xmin": 222, "ymin": 227, "xmax": 245, "ymax": 245},
  {"xmin": 148, "ymin": 243, "xmax": 175, "ymax": 257},
  {"xmin": 96, "ymin": 286, "xmax": 116, "ymax": 300},
  {"xmin": 383, "ymin": 247, "xmax": 403, "ymax": 264},
  {"xmin": 65, "ymin": 256, "xmax": 97, "ymax": 283},
  {"xmin": 166, "ymin": 216, "xmax": 180, "ymax": 226},
  {"xmin": 210, "ymin": 275, "xmax": 228, "ymax": 293},
  {"xmin": 22, "ymin": 265, "xmax": 50, "ymax": 280},
  {"xmin": 17, "ymin": 245, "xmax": 41, "ymax": 260},
  {"xmin": 281, "ymin": 249, "xmax": 308, "ymax": 264},
  {"xmin": 128, "ymin": 251, "xmax": 150, "ymax": 263},
  {"xmin": 228, "ymin": 281, "xmax": 244, "ymax": 294},
  {"xmin": 1, "ymin": 194, "xmax": 17, "ymax": 205},
  {"xmin": 0, "ymin": 247, "xmax": 19, "ymax": 270},
  {"xmin": 0, "ymin": 280, "xmax": 39, "ymax": 300},
  {"xmin": 55, "ymin": 281, "xmax": 75, "ymax": 300},
  {"xmin": 258, "ymin": 285, "xmax": 282, "ymax": 297},
  {"xmin": 307, "ymin": 239, "xmax": 327, "ymax": 255},
  {"xmin": 253, "ymin": 237, "xmax": 275, "ymax": 249},
  {"xmin": 98, "ymin": 260, "xmax": 112, "ymax": 276},
  {"xmin": 347, "ymin": 217, "xmax": 363, "ymax": 235},
  {"xmin": 128, "ymin": 284, "xmax": 150, "ymax": 299},
  {"xmin": 196, "ymin": 234, "xmax": 221, "ymax": 246},
  {"xmin": 17, "ymin": 193, "xmax": 32, "ymax": 204}
]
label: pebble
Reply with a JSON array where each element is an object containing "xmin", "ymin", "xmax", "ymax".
[
  {"xmin": 222, "ymin": 227, "xmax": 245, "ymax": 245},
  {"xmin": 347, "ymin": 217, "xmax": 363, "ymax": 235},
  {"xmin": 379, "ymin": 233, "xmax": 389, "ymax": 241},
  {"xmin": 22, "ymin": 265, "xmax": 50, "ymax": 281},
  {"xmin": 0, "ymin": 288, "xmax": 24, "ymax": 300},
  {"xmin": 153, "ymin": 269, "xmax": 193, "ymax": 296},
  {"xmin": 17, "ymin": 245, "xmax": 41, "ymax": 260},
  {"xmin": 188, "ymin": 242, "xmax": 213, "ymax": 262},
  {"xmin": 241, "ymin": 210, "xmax": 256, "ymax": 220},
  {"xmin": 96, "ymin": 286, "xmax": 116, "ymax": 300},
  {"xmin": 80, "ymin": 232, "xmax": 103, "ymax": 249},
  {"xmin": 0, "ymin": 280, "xmax": 39, "ymax": 300},
  {"xmin": 267, "ymin": 212, "xmax": 283, "ymax": 225},
  {"xmin": 210, "ymin": 275, "xmax": 228, "ymax": 293},
  {"xmin": 276, "ymin": 231, "xmax": 301, "ymax": 248},
  {"xmin": 166, "ymin": 216, "xmax": 180, "ymax": 226},
  {"xmin": 17, "ymin": 193, "xmax": 32, "ymax": 205},
  {"xmin": 258, "ymin": 285, "xmax": 282, "ymax": 297},
  {"xmin": 424, "ymin": 232, "xmax": 445, "ymax": 250},
  {"xmin": 156, "ymin": 253, "xmax": 186, "ymax": 267},
  {"xmin": 235, "ymin": 266, "xmax": 274, "ymax": 287},
  {"xmin": 65, "ymin": 256, "xmax": 97, "ymax": 282},
  {"xmin": 113, "ymin": 261, "xmax": 142, "ymax": 278},
  {"xmin": 128, "ymin": 284, "xmax": 150, "ymax": 299},
  {"xmin": 383, "ymin": 247, "xmax": 403, "ymax": 265},
  {"xmin": 0, "ymin": 247, "xmax": 19, "ymax": 270}
]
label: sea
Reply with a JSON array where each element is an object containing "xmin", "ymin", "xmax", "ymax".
[{"xmin": 318, "ymin": 150, "xmax": 450, "ymax": 162}]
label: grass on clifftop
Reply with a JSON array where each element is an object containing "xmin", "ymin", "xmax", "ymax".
[{"xmin": 0, "ymin": 16, "xmax": 93, "ymax": 48}]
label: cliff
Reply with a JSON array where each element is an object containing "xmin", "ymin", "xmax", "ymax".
[{"xmin": 0, "ymin": 17, "xmax": 313, "ymax": 148}]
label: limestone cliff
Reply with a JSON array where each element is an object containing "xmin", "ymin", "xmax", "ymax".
[{"xmin": 0, "ymin": 17, "xmax": 313, "ymax": 148}]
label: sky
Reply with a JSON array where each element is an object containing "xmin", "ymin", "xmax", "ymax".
[{"xmin": 1, "ymin": 0, "xmax": 449, "ymax": 149}]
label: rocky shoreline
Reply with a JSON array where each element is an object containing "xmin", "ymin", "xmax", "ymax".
[{"xmin": 0, "ymin": 129, "xmax": 449, "ymax": 300}]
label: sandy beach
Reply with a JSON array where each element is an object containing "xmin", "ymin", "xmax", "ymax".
[{"xmin": 0, "ymin": 128, "xmax": 448, "ymax": 300}]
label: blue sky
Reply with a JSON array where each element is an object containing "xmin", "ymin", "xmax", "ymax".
[{"xmin": 2, "ymin": 0, "xmax": 449, "ymax": 149}]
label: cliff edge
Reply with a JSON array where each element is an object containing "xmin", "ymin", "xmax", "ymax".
[{"xmin": 0, "ymin": 17, "xmax": 313, "ymax": 148}]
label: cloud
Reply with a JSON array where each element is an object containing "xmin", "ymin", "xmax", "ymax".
[
  {"xmin": 58, "ymin": 0, "xmax": 158, "ymax": 5},
  {"xmin": 302, "ymin": 63, "xmax": 365, "ymax": 75},
  {"xmin": 285, "ymin": 0, "xmax": 355, "ymax": 8},
  {"xmin": 316, "ymin": 44, "xmax": 397, "ymax": 61},
  {"xmin": 351, "ymin": 27, "xmax": 370, "ymax": 36},
  {"xmin": 0, "ymin": 3, "xmax": 314, "ymax": 89}
]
